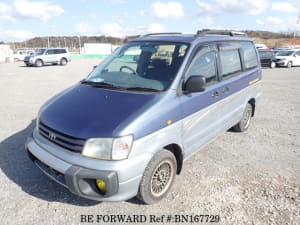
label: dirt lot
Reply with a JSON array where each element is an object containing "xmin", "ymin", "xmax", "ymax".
[{"xmin": 0, "ymin": 60, "xmax": 299, "ymax": 225}]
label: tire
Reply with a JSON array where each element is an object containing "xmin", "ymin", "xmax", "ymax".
[
  {"xmin": 35, "ymin": 59, "xmax": 43, "ymax": 67},
  {"xmin": 287, "ymin": 61, "xmax": 292, "ymax": 68},
  {"xmin": 232, "ymin": 103, "xmax": 253, "ymax": 132},
  {"xmin": 137, "ymin": 150, "xmax": 177, "ymax": 204},
  {"xmin": 270, "ymin": 61, "xmax": 276, "ymax": 69},
  {"xmin": 60, "ymin": 58, "xmax": 67, "ymax": 66}
]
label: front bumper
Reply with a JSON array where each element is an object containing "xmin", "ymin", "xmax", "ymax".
[{"xmin": 25, "ymin": 129, "xmax": 152, "ymax": 201}]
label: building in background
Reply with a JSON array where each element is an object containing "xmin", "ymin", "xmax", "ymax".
[
  {"xmin": 0, "ymin": 45, "xmax": 13, "ymax": 62},
  {"xmin": 82, "ymin": 43, "xmax": 120, "ymax": 55}
]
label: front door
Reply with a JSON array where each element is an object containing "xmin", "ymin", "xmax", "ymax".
[
  {"xmin": 294, "ymin": 51, "xmax": 300, "ymax": 66},
  {"xmin": 180, "ymin": 45, "xmax": 225, "ymax": 157}
]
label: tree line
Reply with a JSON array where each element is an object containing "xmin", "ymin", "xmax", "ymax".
[{"xmin": 4, "ymin": 30, "xmax": 300, "ymax": 50}]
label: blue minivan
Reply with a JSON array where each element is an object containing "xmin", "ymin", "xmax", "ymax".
[{"xmin": 26, "ymin": 30, "xmax": 262, "ymax": 204}]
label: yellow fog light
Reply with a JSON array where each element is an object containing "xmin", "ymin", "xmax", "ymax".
[{"xmin": 96, "ymin": 179, "xmax": 106, "ymax": 194}]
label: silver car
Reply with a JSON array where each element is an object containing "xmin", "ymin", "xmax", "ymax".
[
  {"xmin": 24, "ymin": 48, "xmax": 71, "ymax": 67},
  {"xmin": 26, "ymin": 31, "xmax": 262, "ymax": 204}
]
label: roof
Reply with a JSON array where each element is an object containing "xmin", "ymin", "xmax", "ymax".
[
  {"xmin": 129, "ymin": 33, "xmax": 252, "ymax": 44},
  {"xmin": 132, "ymin": 34, "xmax": 197, "ymax": 43}
]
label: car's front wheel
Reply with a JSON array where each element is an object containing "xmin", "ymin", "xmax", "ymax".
[
  {"xmin": 35, "ymin": 59, "xmax": 43, "ymax": 67},
  {"xmin": 287, "ymin": 61, "xmax": 292, "ymax": 68},
  {"xmin": 137, "ymin": 150, "xmax": 177, "ymax": 204},
  {"xmin": 270, "ymin": 61, "xmax": 276, "ymax": 69}
]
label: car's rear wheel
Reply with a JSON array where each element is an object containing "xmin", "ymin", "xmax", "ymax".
[
  {"xmin": 287, "ymin": 61, "xmax": 292, "ymax": 68},
  {"xmin": 137, "ymin": 150, "xmax": 177, "ymax": 204},
  {"xmin": 270, "ymin": 61, "xmax": 276, "ymax": 69},
  {"xmin": 35, "ymin": 59, "xmax": 43, "ymax": 67},
  {"xmin": 60, "ymin": 58, "xmax": 67, "ymax": 66},
  {"xmin": 232, "ymin": 103, "xmax": 253, "ymax": 132}
]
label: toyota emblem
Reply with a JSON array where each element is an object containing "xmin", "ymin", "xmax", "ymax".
[{"xmin": 48, "ymin": 133, "xmax": 56, "ymax": 140}]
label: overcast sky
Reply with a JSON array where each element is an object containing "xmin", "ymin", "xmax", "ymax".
[{"xmin": 0, "ymin": 0, "xmax": 299, "ymax": 42}]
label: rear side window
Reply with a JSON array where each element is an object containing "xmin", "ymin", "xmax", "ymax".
[
  {"xmin": 46, "ymin": 50, "xmax": 55, "ymax": 55},
  {"xmin": 54, "ymin": 49, "xmax": 66, "ymax": 54},
  {"xmin": 241, "ymin": 42, "xmax": 258, "ymax": 69},
  {"xmin": 220, "ymin": 49, "xmax": 242, "ymax": 79}
]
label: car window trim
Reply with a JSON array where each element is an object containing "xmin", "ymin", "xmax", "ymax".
[{"xmin": 184, "ymin": 45, "xmax": 219, "ymax": 87}]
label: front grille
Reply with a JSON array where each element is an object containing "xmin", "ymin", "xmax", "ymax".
[
  {"xmin": 38, "ymin": 121, "xmax": 86, "ymax": 153},
  {"xmin": 261, "ymin": 59, "xmax": 271, "ymax": 63}
]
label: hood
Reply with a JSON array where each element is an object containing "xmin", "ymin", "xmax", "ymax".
[
  {"xmin": 40, "ymin": 83, "xmax": 160, "ymax": 139},
  {"xmin": 275, "ymin": 55, "xmax": 291, "ymax": 59}
]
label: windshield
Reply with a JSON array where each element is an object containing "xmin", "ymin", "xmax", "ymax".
[
  {"xmin": 276, "ymin": 51, "xmax": 294, "ymax": 56},
  {"xmin": 35, "ymin": 49, "xmax": 46, "ymax": 55},
  {"xmin": 258, "ymin": 51, "xmax": 275, "ymax": 58},
  {"xmin": 84, "ymin": 42, "xmax": 189, "ymax": 92}
]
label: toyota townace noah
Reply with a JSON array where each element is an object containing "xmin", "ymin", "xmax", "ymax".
[{"xmin": 26, "ymin": 30, "xmax": 262, "ymax": 204}]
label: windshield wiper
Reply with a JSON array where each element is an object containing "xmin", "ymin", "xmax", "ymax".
[
  {"xmin": 81, "ymin": 80, "xmax": 122, "ymax": 89},
  {"xmin": 125, "ymin": 86, "xmax": 161, "ymax": 92}
]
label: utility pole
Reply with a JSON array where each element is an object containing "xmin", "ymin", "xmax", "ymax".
[
  {"xmin": 64, "ymin": 37, "xmax": 67, "ymax": 48},
  {"xmin": 78, "ymin": 36, "xmax": 81, "ymax": 54},
  {"xmin": 48, "ymin": 37, "xmax": 50, "ymax": 48},
  {"xmin": 292, "ymin": 12, "xmax": 300, "ymax": 46}
]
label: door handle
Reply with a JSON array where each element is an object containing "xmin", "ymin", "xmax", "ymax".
[
  {"xmin": 222, "ymin": 87, "xmax": 229, "ymax": 93},
  {"xmin": 211, "ymin": 91, "xmax": 219, "ymax": 98}
]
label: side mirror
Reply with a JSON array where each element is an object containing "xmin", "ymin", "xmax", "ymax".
[
  {"xmin": 183, "ymin": 75, "xmax": 206, "ymax": 93},
  {"xmin": 93, "ymin": 65, "xmax": 97, "ymax": 70}
]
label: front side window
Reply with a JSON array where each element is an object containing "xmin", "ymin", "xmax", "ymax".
[
  {"xmin": 84, "ymin": 42, "xmax": 189, "ymax": 92},
  {"xmin": 36, "ymin": 49, "xmax": 46, "ymax": 55},
  {"xmin": 186, "ymin": 46, "xmax": 217, "ymax": 85},
  {"xmin": 242, "ymin": 42, "xmax": 258, "ymax": 70},
  {"xmin": 220, "ymin": 49, "xmax": 242, "ymax": 79}
]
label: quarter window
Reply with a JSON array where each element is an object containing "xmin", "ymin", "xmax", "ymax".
[
  {"xmin": 220, "ymin": 49, "xmax": 242, "ymax": 79},
  {"xmin": 186, "ymin": 47, "xmax": 217, "ymax": 85},
  {"xmin": 241, "ymin": 42, "xmax": 258, "ymax": 69}
]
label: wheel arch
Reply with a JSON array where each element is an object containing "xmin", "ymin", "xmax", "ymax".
[
  {"xmin": 248, "ymin": 98, "xmax": 256, "ymax": 117},
  {"xmin": 164, "ymin": 143, "xmax": 183, "ymax": 174},
  {"xmin": 35, "ymin": 58, "xmax": 44, "ymax": 63}
]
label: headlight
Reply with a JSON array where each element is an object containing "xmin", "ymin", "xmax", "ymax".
[
  {"xmin": 278, "ymin": 58, "xmax": 286, "ymax": 61},
  {"xmin": 82, "ymin": 135, "xmax": 133, "ymax": 160}
]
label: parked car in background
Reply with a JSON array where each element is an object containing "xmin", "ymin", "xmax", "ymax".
[
  {"xmin": 255, "ymin": 43, "xmax": 268, "ymax": 50},
  {"xmin": 258, "ymin": 50, "xmax": 277, "ymax": 68},
  {"xmin": 275, "ymin": 50, "xmax": 300, "ymax": 68},
  {"xmin": 12, "ymin": 51, "xmax": 25, "ymax": 61},
  {"xmin": 24, "ymin": 48, "xmax": 71, "ymax": 67}
]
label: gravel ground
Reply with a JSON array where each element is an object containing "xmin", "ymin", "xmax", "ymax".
[{"xmin": 0, "ymin": 60, "xmax": 299, "ymax": 225}]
